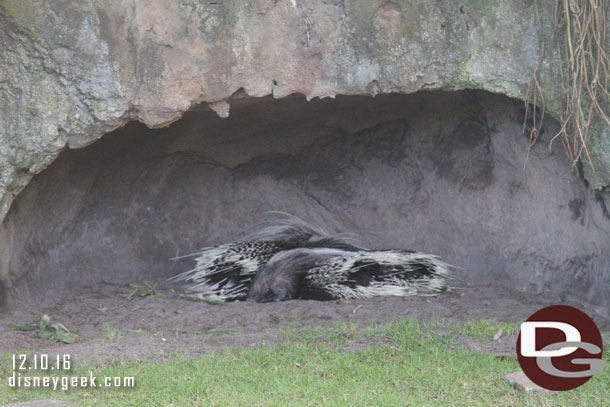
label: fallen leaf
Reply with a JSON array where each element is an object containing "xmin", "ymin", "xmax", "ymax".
[{"xmin": 493, "ymin": 327, "xmax": 503, "ymax": 341}]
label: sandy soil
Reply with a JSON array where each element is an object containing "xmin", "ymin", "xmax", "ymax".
[{"xmin": 1, "ymin": 280, "xmax": 608, "ymax": 367}]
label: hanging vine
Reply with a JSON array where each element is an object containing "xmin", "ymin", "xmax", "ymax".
[{"xmin": 551, "ymin": 0, "xmax": 610, "ymax": 185}]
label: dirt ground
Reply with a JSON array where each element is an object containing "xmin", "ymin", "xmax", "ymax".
[{"xmin": 1, "ymin": 280, "xmax": 608, "ymax": 367}]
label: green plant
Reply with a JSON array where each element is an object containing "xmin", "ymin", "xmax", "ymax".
[
  {"xmin": 8, "ymin": 314, "xmax": 79, "ymax": 344},
  {"xmin": 103, "ymin": 324, "xmax": 123, "ymax": 342},
  {"xmin": 123, "ymin": 282, "xmax": 165, "ymax": 301}
]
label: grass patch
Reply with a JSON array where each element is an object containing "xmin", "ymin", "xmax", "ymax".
[
  {"xmin": 102, "ymin": 324, "xmax": 122, "ymax": 343},
  {"xmin": 1, "ymin": 318, "xmax": 608, "ymax": 406},
  {"xmin": 123, "ymin": 283, "xmax": 165, "ymax": 301},
  {"xmin": 445, "ymin": 319, "xmax": 520, "ymax": 341},
  {"xmin": 284, "ymin": 321, "xmax": 359, "ymax": 346},
  {"xmin": 191, "ymin": 326, "xmax": 243, "ymax": 336}
]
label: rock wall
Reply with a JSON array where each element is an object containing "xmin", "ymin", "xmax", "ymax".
[{"xmin": 1, "ymin": 0, "xmax": 610, "ymax": 225}]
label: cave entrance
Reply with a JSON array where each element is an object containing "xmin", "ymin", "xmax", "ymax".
[{"xmin": 1, "ymin": 90, "xmax": 609, "ymax": 318}]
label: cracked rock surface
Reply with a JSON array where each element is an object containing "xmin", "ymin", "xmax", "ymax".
[{"xmin": 2, "ymin": 0, "xmax": 610, "ymax": 224}]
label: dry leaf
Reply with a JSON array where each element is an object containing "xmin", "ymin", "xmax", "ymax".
[{"xmin": 493, "ymin": 327, "xmax": 503, "ymax": 341}]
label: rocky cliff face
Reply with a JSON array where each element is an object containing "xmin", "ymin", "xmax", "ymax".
[
  {"xmin": 1, "ymin": 0, "xmax": 608, "ymax": 224},
  {"xmin": 1, "ymin": 1, "xmax": 609, "ymax": 316}
]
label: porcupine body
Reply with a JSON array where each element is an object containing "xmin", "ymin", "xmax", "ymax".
[
  {"xmin": 246, "ymin": 248, "xmax": 453, "ymax": 303},
  {"xmin": 170, "ymin": 215, "xmax": 367, "ymax": 301}
]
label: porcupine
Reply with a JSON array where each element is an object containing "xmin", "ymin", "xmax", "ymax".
[
  {"xmin": 170, "ymin": 214, "xmax": 367, "ymax": 301},
  {"xmin": 246, "ymin": 247, "xmax": 453, "ymax": 302}
]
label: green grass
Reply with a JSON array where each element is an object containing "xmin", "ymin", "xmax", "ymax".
[
  {"xmin": 285, "ymin": 321, "xmax": 359, "ymax": 345},
  {"xmin": 1, "ymin": 318, "xmax": 608, "ymax": 406},
  {"xmin": 102, "ymin": 324, "xmax": 123, "ymax": 343},
  {"xmin": 445, "ymin": 319, "xmax": 520, "ymax": 340},
  {"xmin": 122, "ymin": 283, "xmax": 165, "ymax": 301}
]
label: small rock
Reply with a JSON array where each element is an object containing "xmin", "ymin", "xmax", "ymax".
[
  {"xmin": 504, "ymin": 370, "xmax": 551, "ymax": 392},
  {"xmin": 209, "ymin": 100, "xmax": 230, "ymax": 118}
]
